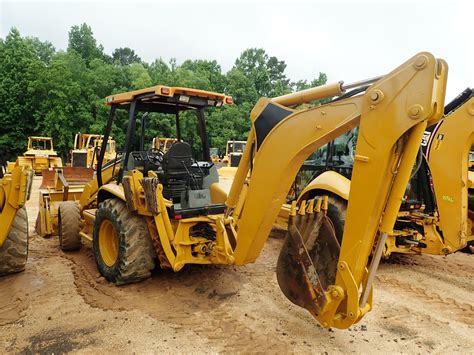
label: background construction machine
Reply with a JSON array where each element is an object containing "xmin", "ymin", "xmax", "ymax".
[
  {"xmin": 152, "ymin": 137, "xmax": 177, "ymax": 153},
  {"xmin": 294, "ymin": 88, "xmax": 473, "ymax": 257},
  {"xmin": 12, "ymin": 136, "xmax": 63, "ymax": 173},
  {"xmin": 71, "ymin": 133, "xmax": 117, "ymax": 169},
  {"xmin": 209, "ymin": 147, "xmax": 221, "ymax": 164},
  {"xmin": 36, "ymin": 167, "xmax": 94, "ymax": 238},
  {"xmin": 55, "ymin": 53, "xmax": 447, "ymax": 329},
  {"xmin": 221, "ymin": 140, "xmax": 246, "ymax": 167},
  {"xmin": 0, "ymin": 161, "xmax": 32, "ymax": 275}
]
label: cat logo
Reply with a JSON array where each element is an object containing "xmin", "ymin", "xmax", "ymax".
[{"xmin": 421, "ymin": 131, "xmax": 431, "ymax": 146}]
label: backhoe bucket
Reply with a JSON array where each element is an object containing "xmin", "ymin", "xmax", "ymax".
[{"xmin": 276, "ymin": 197, "xmax": 340, "ymax": 317}]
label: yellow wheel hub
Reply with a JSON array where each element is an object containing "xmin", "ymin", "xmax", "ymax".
[{"xmin": 98, "ymin": 219, "xmax": 119, "ymax": 267}]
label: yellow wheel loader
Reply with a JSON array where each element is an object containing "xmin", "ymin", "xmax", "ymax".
[
  {"xmin": 0, "ymin": 161, "xmax": 33, "ymax": 275},
  {"xmin": 295, "ymin": 88, "xmax": 473, "ymax": 257},
  {"xmin": 71, "ymin": 133, "xmax": 117, "ymax": 169},
  {"xmin": 57, "ymin": 54, "xmax": 447, "ymax": 329},
  {"xmin": 14, "ymin": 136, "xmax": 63, "ymax": 174}
]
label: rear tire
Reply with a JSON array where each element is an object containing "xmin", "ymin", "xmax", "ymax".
[
  {"xmin": 93, "ymin": 198, "xmax": 155, "ymax": 285},
  {"xmin": 58, "ymin": 201, "xmax": 82, "ymax": 251},
  {"xmin": 0, "ymin": 207, "xmax": 28, "ymax": 275}
]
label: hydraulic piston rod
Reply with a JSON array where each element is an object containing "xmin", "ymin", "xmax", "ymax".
[{"xmin": 272, "ymin": 76, "xmax": 384, "ymax": 107}]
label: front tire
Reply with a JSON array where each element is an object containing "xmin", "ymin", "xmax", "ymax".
[
  {"xmin": 93, "ymin": 198, "xmax": 155, "ymax": 285},
  {"xmin": 0, "ymin": 207, "xmax": 28, "ymax": 275}
]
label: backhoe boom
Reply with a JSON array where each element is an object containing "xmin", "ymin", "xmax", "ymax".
[{"xmin": 227, "ymin": 52, "xmax": 447, "ymax": 328}]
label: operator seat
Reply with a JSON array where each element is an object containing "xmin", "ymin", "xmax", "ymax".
[
  {"xmin": 162, "ymin": 141, "xmax": 193, "ymax": 175},
  {"xmin": 160, "ymin": 141, "xmax": 202, "ymax": 202}
]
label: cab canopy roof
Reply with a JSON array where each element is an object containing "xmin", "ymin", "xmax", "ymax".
[
  {"xmin": 29, "ymin": 136, "xmax": 53, "ymax": 140},
  {"xmin": 105, "ymin": 85, "xmax": 233, "ymax": 113}
]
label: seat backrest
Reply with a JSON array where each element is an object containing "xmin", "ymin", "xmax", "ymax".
[{"xmin": 162, "ymin": 142, "xmax": 193, "ymax": 173}]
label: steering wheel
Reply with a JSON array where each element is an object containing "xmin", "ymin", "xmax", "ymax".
[{"xmin": 146, "ymin": 148, "xmax": 164, "ymax": 166}]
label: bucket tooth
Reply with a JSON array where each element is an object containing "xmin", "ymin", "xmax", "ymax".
[{"xmin": 298, "ymin": 200, "xmax": 307, "ymax": 215}]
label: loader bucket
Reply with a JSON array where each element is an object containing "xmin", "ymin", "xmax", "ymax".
[
  {"xmin": 60, "ymin": 167, "xmax": 93, "ymax": 185},
  {"xmin": 39, "ymin": 169, "xmax": 57, "ymax": 189},
  {"xmin": 40, "ymin": 167, "xmax": 93, "ymax": 189},
  {"xmin": 276, "ymin": 197, "xmax": 340, "ymax": 317}
]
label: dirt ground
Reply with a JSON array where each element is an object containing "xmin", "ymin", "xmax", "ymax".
[{"xmin": 0, "ymin": 176, "xmax": 473, "ymax": 353}]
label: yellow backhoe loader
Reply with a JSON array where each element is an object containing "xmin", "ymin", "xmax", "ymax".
[
  {"xmin": 71, "ymin": 133, "xmax": 117, "ymax": 169},
  {"xmin": 295, "ymin": 88, "xmax": 473, "ymax": 257},
  {"xmin": 56, "ymin": 54, "xmax": 447, "ymax": 329},
  {"xmin": 0, "ymin": 160, "xmax": 33, "ymax": 275},
  {"xmin": 13, "ymin": 136, "xmax": 63, "ymax": 174}
]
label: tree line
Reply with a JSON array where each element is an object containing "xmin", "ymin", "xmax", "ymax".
[{"xmin": 0, "ymin": 23, "xmax": 327, "ymax": 160}]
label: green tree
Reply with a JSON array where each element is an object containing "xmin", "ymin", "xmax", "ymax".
[
  {"xmin": 148, "ymin": 58, "xmax": 172, "ymax": 85},
  {"xmin": 112, "ymin": 47, "xmax": 141, "ymax": 66},
  {"xmin": 224, "ymin": 68, "xmax": 258, "ymax": 105},
  {"xmin": 26, "ymin": 37, "xmax": 55, "ymax": 65},
  {"xmin": 33, "ymin": 51, "xmax": 93, "ymax": 156},
  {"xmin": 0, "ymin": 25, "xmax": 329, "ymax": 160},
  {"xmin": 234, "ymin": 48, "xmax": 291, "ymax": 97},
  {"xmin": 181, "ymin": 59, "xmax": 225, "ymax": 92},
  {"xmin": 0, "ymin": 28, "xmax": 46, "ymax": 158},
  {"xmin": 68, "ymin": 23, "xmax": 105, "ymax": 66},
  {"xmin": 129, "ymin": 62, "xmax": 152, "ymax": 89}
]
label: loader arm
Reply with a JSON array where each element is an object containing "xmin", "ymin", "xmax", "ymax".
[
  {"xmin": 227, "ymin": 52, "xmax": 447, "ymax": 328},
  {"xmin": 79, "ymin": 158, "xmax": 121, "ymax": 209}
]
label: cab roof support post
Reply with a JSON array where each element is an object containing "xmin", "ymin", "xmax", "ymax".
[{"xmin": 98, "ymin": 105, "xmax": 116, "ymax": 187}]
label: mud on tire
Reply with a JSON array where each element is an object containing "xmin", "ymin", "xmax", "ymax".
[
  {"xmin": 93, "ymin": 198, "xmax": 155, "ymax": 285},
  {"xmin": 0, "ymin": 207, "xmax": 28, "ymax": 275},
  {"xmin": 58, "ymin": 201, "xmax": 82, "ymax": 251}
]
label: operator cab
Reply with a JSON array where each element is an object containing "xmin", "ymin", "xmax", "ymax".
[
  {"xmin": 127, "ymin": 142, "xmax": 218, "ymax": 210},
  {"xmin": 98, "ymin": 85, "xmax": 233, "ymax": 216}
]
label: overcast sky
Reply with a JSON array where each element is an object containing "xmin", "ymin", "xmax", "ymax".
[{"xmin": 1, "ymin": 0, "xmax": 472, "ymax": 100}]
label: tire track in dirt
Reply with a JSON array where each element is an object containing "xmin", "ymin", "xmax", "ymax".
[
  {"xmin": 62, "ymin": 243, "xmax": 292, "ymax": 352},
  {"xmin": 384, "ymin": 253, "xmax": 474, "ymax": 277},
  {"xmin": 376, "ymin": 275, "xmax": 474, "ymax": 326},
  {"xmin": 14, "ymin": 177, "xmax": 473, "ymax": 352}
]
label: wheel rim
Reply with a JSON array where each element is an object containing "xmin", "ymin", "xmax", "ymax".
[{"xmin": 98, "ymin": 219, "xmax": 118, "ymax": 267}]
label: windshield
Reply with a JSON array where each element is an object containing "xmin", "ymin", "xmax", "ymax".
[{"xmin": 31, "ymin": 139, "xmax": 52, "ymax": 150}]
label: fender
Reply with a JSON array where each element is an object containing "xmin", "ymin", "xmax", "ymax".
[
  {"xmin": 297, "ymin": 170, "xmax": 350, "ymax": 203},
  {"xmin": 97, "ymin": 183, "xmax": 125, "ymax": 204}
]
